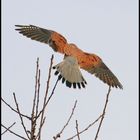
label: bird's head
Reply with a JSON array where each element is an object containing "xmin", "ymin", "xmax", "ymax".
[{"xmin": 69, "ymin": 43, "xmax": 79, "ymax": 49}]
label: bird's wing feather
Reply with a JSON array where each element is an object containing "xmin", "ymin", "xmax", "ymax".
[
  {"xmin": 82, "ymin": 58, "xmax": 123, "ymax": 89},
  {"xmin": 15, "ymin": 25, "xmax": 67, "ymax": 53}
]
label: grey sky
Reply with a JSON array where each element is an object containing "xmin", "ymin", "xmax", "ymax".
[{"xmin": 2, "ymin": 0, "xmax": 138, "ymax": 140}]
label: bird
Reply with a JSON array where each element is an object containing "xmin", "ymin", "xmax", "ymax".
[{"xmin": 15, "ymin": 25, "xmax": 123, "ymax": 89}]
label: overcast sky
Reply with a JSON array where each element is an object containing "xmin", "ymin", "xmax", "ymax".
[{"xmin": 2, "ymin": 0, "xmax": 138, "ymax": 140}]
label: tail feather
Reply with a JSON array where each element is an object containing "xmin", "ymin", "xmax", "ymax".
[{"xmin": 53, "ymin": 56, "xmax": 87, "ymax": 89}]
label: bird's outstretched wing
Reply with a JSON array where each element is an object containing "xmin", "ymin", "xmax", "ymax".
[
  {"xmin": 15, "ymin": 25, "xmax": 123, "ymax": 89},
  {"xmin": 82, "ymin": 58, "xmax": 123, "ymax": 89},
  {"xmin": 53, "ymin": 56, "xmax": 87, "ymax": 89},
  {"xmin": 15, "ymin": 25, "xmax": 67, "ymax": 54}
]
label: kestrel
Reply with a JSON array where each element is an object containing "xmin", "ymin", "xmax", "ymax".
[{"xmin": 15, "ymin": 25, "xmax": 123, "ymax": 89}]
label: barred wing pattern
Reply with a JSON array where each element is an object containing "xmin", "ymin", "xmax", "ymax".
[
  {"xmin": 85, "ymin": 61, "xmax": 123, "ymax": 89},
  {"xmin": 15, "ymin": 25, "xmax": 67, "ymax": 53}
]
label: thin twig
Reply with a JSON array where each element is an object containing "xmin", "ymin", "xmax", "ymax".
[
  {"xmin": 37, "ymin": 55, "xmax": 54, "ymax": 140},
  {"xmin": 37, "ymin": 55, "xmax": 54, "ymax": 119},
  {"xmin": 66, "ymin": 115, "xmax": 102, "ymax": 140},
  {"xmin": 31, "ymin": 57, "xmax": 39, "ymax": 118},
  {"xmin": 35, "ymin": 69, "xmax": 41, "ymax": 118},
  {"xmin": 1, "ymin": 122, "xmax": 16, "ymax": 135},
  {"xmin": 53, "ymin": 100, "xmax": 77, "ymax": 139},
  {"xmin": 32, "ymin": 57, "xmax": 39, "ymax": 116},
  {"xmin": 1, "ymin": 124, "xmax": 28, "ymax": 140},
  {"xmin": 94, "ymin": 86, "xmax": 111, "ymax": 140},
  {"xmin": 45, "ymin": 78, "xmax": 59, "ymax": 107},
  {"xmin": 1, "ymin": 98, "xmax": 31, "ymax": 120},
  {"xmin": 36, "ymin": 78, "xmax": 59, "ymax": 121},
  {"xmin": 36, "ymin": 79, "xmax": 59, "ymax": 140},
  {"xmin": 35, "ymin": 117, "xmax": 46, "ymax": 140},
  {"xmin": 75, "ymin": 120, "xmax": 80, "ymax": 140},
  {"xmin": 30, "ymin": 58, "xmax": 40, "ymax": 140},
  {"xmin": 13, "ymin": 93, "xmax": 30, "ymax": 140}
]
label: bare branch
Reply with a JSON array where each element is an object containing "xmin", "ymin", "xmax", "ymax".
[
  {"xmin": 1, "ymin": 98, "xmax": 31, "ymax": 120},
  {"xmin": 31, "ymin": 57, "xmax": 39, "ymax": 118},
  {"xmin": 2, "ymin": 55, "xmax": 113, "ymax": 140},
  {"xmin": 53, "ymin": 100, "xmax": 77, "ymax": 139},
  {"xmin": 37, "ymin": 55, "xmax": 54, "ymax": 118},
  {"xmin": 66, "ymin": 86, "xmax": 111, "ymax": 140},
  {"xmin": 66, "ymin": 115, "xmax": 102, "ymax": 140},
  {"xmin": 94, "ymin": 86, "xmax": 111, "ymax": 140},
  {"xmin": 36, "ymin": 79, "xmax": 59, "ymax": 139},
  {"xmin": 37, "ymin": 55, "xmax": 54, "ymax": 140},
  {"xmin": 44, "ymin": 78, "xmax": 59, "ymax": 107},
  {"xmin": 1, "ymin": 122, "xmax": 16, "ymax": 135},
  {"xmin": 75, "ymin": 120, "xmax": 80, "ymax": 140},
  {"xmin": 1, "ymin": 124, "xmax": 28, "ymax": 140},
  {"xmin": 13, "ymin": 93, "xmax": 30, "ymax": 139},
  {"xmin": 30, "ymin": 58, "xmax": 40, "ymax": 140},
  {"xmin": 35, "ymin": 117, "xmax": 46, "ymax": 140},
  {"xmin": 35, "ymin": 69, "xmax": 41, "ymax": 118}
]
